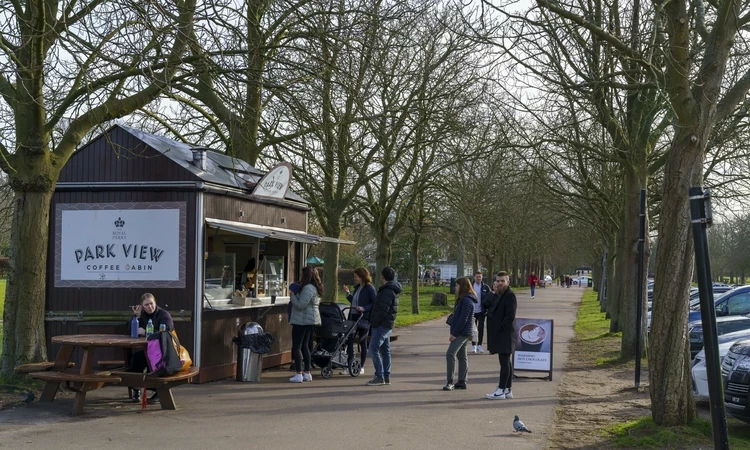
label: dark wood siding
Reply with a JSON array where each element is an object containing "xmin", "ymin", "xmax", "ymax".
[
  {"xmin": 201, "ymin": 305, "xmax": 292, "ymax": 379},
  {"xmin": 58, "ymin": 126, "xmax": 199, "ymax": 183},
  {"xmin": 203, "ymin": 194, "xmax": 306, "ymax": 230},
  {"xmin": 45, "ymin": 190, "xmax": 197, "ymax": 362}
]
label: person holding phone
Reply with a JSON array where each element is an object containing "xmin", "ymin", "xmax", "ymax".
[
  {"xmin": 342, "ymin": 267, "xmax": 376, "ymax": 375},
  {"xmin": 128, "ymin": 293, "xmax": 174, "ymax": 403}
]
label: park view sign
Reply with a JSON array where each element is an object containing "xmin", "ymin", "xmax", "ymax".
[
  {"xmin": 54, "ymin": 202, "xmax": 187, "ymax": 288},
  {"xmin": 252, "ymin": 162, "xmax": 292, "ymax": 199}
]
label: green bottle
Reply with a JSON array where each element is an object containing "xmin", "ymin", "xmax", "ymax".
[{"xmin": 146, "ymin": 319, "xmax": 154, "ymax": 337}]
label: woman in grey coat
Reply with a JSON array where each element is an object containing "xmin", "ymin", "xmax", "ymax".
[{"xmin": 289, "ymin": 266, "xmax": 323, "ymax": 383}]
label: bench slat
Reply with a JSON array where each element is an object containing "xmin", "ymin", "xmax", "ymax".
[
  {"xmin": 109, "ymin": 367, "xmax": 199, "ymax": 389},
  {"xmin": 15, "ymin": 362, "xmax": 74, "ymax": 374},
  {"xmin": 29, "ymin": 371, "xmax": 120, "ymax": 383},
  {"xmin": 97, "ymin": 360, "xmax": 126, "ymax": 368}
]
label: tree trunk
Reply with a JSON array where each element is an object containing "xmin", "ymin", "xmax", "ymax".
[
  {"xmin": 604, "ymin": 251, "xmax": 617, "ymax": 319},
  {"xmin": 649, "ymin": 132, "xmax": 702, "ymax": 426},
  {"xmin": 321, "ymin": 241, "xmax": 341, "ymax": 303},
  {"xmin": 410, "ymin": 232, "xmax": 420, "ymax": 314},
  {"xmin": 374, "ymin": 233, "xmax": 392, "ymax": 288},
  {"xmin": 599, "ymin": 242, "xmax": 609, "ymax": 306},
  {"xmin": 619, "ymin": 168, "xmax": 649, "ymax": 360},
  {"xmin": 456, "ymin": 236, "xmax": 465, "ymax": 280},
  {"xmin": 1, "ymin": 190, "xmax": 54, "ymax": 375},
  {"xmin": 609, "ymin": 223, "xmax": 625, "ymax": 332}
]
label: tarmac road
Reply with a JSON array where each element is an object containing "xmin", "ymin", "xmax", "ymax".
[{"xmin": 0, "ymin": 285, "xmax": 583, "ymax": 449}]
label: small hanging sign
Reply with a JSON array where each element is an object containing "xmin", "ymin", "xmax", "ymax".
[{"xmin": 252, "ymin": 162, "xmax": 292, "ymax": 199}]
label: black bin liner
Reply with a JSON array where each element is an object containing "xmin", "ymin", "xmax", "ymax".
[{"xmin": 232, "ymin": 333, "xmax": 275, "ymax": 354}]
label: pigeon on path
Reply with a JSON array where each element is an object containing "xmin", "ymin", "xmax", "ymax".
[{"xmin": 513, "ymin": 415, "xmax": 532, "ymax": 433}]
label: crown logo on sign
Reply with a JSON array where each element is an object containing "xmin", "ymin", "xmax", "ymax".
[{"xmin": 114, "ymin": 217, "xmax": 125, "ymax": 228}]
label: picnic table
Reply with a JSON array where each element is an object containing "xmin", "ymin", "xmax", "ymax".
[{"xmin": 20, "ymin": 334, "xmax": 198, "ymax": 416}]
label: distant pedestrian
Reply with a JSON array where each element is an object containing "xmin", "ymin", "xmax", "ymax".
[
  {"xmin": 527, "ymin": 272, "xmax": 538, "ymax": 299},
  {"xmin": 366, "ymin": 266, "xmax": 401, "ymax": 386},
  {"xmin": 443, "ymin": 277, "xmax": 477, "ymax": 391},
  {"xmin": 471, "ymin": 271, "xmax": 492, "ymax": 353},
  {"xmin": 483, "ymin": 271, "xmax": 517, "ymax": 400}
]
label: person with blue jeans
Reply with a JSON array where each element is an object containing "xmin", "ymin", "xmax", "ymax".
[
  {"xmin": 444, "ymin": 277, "xmax": 478, "ymax": 390},
  {"xmin": 366, "ymin": 266, "xmax": 401, "ymax": 386},
  {"xmin": 527, "ymin": 272, "xmax": 538, "ymax": 299}
]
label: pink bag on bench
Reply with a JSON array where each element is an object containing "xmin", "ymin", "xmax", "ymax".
[{"xmin": 146, "ymin": 331, "xmax": 183, "ymax": 376}]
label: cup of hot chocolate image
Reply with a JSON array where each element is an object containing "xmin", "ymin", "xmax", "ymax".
[{"xmin": 518, "ymin": 323, "xmax": 547, "ymax": 352}]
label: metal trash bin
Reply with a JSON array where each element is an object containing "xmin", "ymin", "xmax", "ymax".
[
  {"xmin": 234, "ymin": 322, "xmax": 265, "ymax": 382},
  {"xmin": 587, "ymin": 278, "xmax": 593, "ymax": 288},
  {"xmin": 449, "ymin": 277, "xmax": 457, "ymax": 294}
]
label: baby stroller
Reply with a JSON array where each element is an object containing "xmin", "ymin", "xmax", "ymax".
[{"xmin": 312, "ymin": 304, "xmax": 364, "ymax": 379}]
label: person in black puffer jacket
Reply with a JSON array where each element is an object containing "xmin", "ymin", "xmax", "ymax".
[
  {"xmin": 366, "ymin": 266, "xmax": 401, "ymax": 386},
  {"xmin": 443, "ymin": 277, "xmax": 478, "ymax": 391}
]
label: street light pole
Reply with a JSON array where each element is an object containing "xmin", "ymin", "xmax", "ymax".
[{"xmin": 689, "ymin": 186, "xmax": 729, "ymax": 450}]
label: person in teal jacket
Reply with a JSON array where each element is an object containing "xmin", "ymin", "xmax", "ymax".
[{"xmin": 289, "ymin": 266, "xmax": 322, "ymax": 383}]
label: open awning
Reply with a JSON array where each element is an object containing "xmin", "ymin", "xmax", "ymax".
[{"xmin": 205, "ymin": 218, "xmax": 354, "ymax": 245}]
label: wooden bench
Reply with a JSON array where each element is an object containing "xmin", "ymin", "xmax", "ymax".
[
  {"xmin": 14, "ymin": 362, "xmax": 74, "ymax": 374},
  {"xmin": 97, "ymin": 360, "xmax": 127, "ymax": 369},
  {"xmin": 108, "ymin": 366, "xmax": 200, "ymax": 410},
  {"xmin": 30, "ymin": 370, "xmax": 123, "ymax": 415}
]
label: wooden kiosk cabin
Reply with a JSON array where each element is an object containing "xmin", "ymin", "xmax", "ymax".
[{"xmin": 46, "ymin": 125, "xmax": 346, "ymax": 383}]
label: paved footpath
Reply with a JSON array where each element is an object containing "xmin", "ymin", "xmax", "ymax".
[{"xmin": 0, "ymin": 286, "xmax": 583, "ymax": 449}]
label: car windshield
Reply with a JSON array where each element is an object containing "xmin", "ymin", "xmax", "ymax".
[{"xmin": 689, "ymin": 290, "xmax": 730, "ymax": 310}]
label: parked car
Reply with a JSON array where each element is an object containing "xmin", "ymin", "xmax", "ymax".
[
  {"xmin": 723, "ymin": 339, "xmax": 750, "ymax": 422},
  {"xmin": 688, "ymin": 286, "xmax": 733, "ymax": 309},
  {"xmin": 689, "ymin": 315, "xmax": 750, "ymax": 359},
  {"xmin": 573, "ymin": 276, "xmax": 592, "ymax": 286},
  {"xmin": 688, "ymin": 285, "xmax": 750, "ymax": 323},
  {"xmin": 691, "ymin": 330, "xmax": 750, "ymax": 398}
]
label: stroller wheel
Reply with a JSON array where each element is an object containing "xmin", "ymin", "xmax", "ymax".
[
  {"xmin": 349, "ymin": 359, "xmax": 362, "ymax": 377},
  {"xmin": 321, "ymin": 365, "xmax": 333, "ymax": 379}
]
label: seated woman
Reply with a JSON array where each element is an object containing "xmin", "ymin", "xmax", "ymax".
[{"xmin": 128, "ymin": 293, "xmax": 174, "ymax": 403}]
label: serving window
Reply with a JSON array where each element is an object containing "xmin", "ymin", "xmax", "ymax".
[{"xmin": 203, "ymin": 226, "xmax": 292, "ymax": 309}]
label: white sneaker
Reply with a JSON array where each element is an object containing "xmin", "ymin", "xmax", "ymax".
[
  {"xmin": 340, "ymin": 368, "xmax": 349, "ymax": 375},
  {"xmin": 477, "ymin": 345, "xmax": 484, "ymax": 353},
  {"xmin": 289, "ymin": 374, "xmax": 303, "ymax": 383},
  {"xmin": 302, "ymin": 373, "xmax": 312, "ymax": 382},
  {"xmin": 359, "ymin": 368, "xmax": 365, "ymax": 375},
  {"xmin": 485, "ymin": 387, "xmax": 506, "ymax": 400},
  {"xmin": 504, "ymin": 389, "xmax": 513, "ymax": 399},
  {"xmin": 531, "ymin": 295, "xmax": 535, "ymax": 299},
  {"xmin": 471, "ymin": 346, "xmax": 477, "ymax": 353}
]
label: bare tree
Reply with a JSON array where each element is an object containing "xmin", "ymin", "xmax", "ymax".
[
  {"xmin": 0, "ymin": 0, "xmax": 196, "ymax": 375},
  {"xmin": 356, "ymin": 3, "xmax": 493, "ymax": 282}
]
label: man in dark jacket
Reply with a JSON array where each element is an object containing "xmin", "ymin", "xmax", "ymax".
[
  {"xmin": 483, "ymin": 271, "xmax": 517, "ymax": 400},
  {"xmin": 366, "ymin": 266, "xmax": 401, "ymax": 386}
]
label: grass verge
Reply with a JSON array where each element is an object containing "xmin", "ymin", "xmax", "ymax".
[
  {"xmin": 607, "ymin": 416, "xmax": 750, "ymax": 449},
  {"xmin": 336, "ymin": 288, "xmax": 452, "ymax": 329},
  {"xmin": 570, "ymin": 289, "xmax": 750, "ymax": 448}
]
